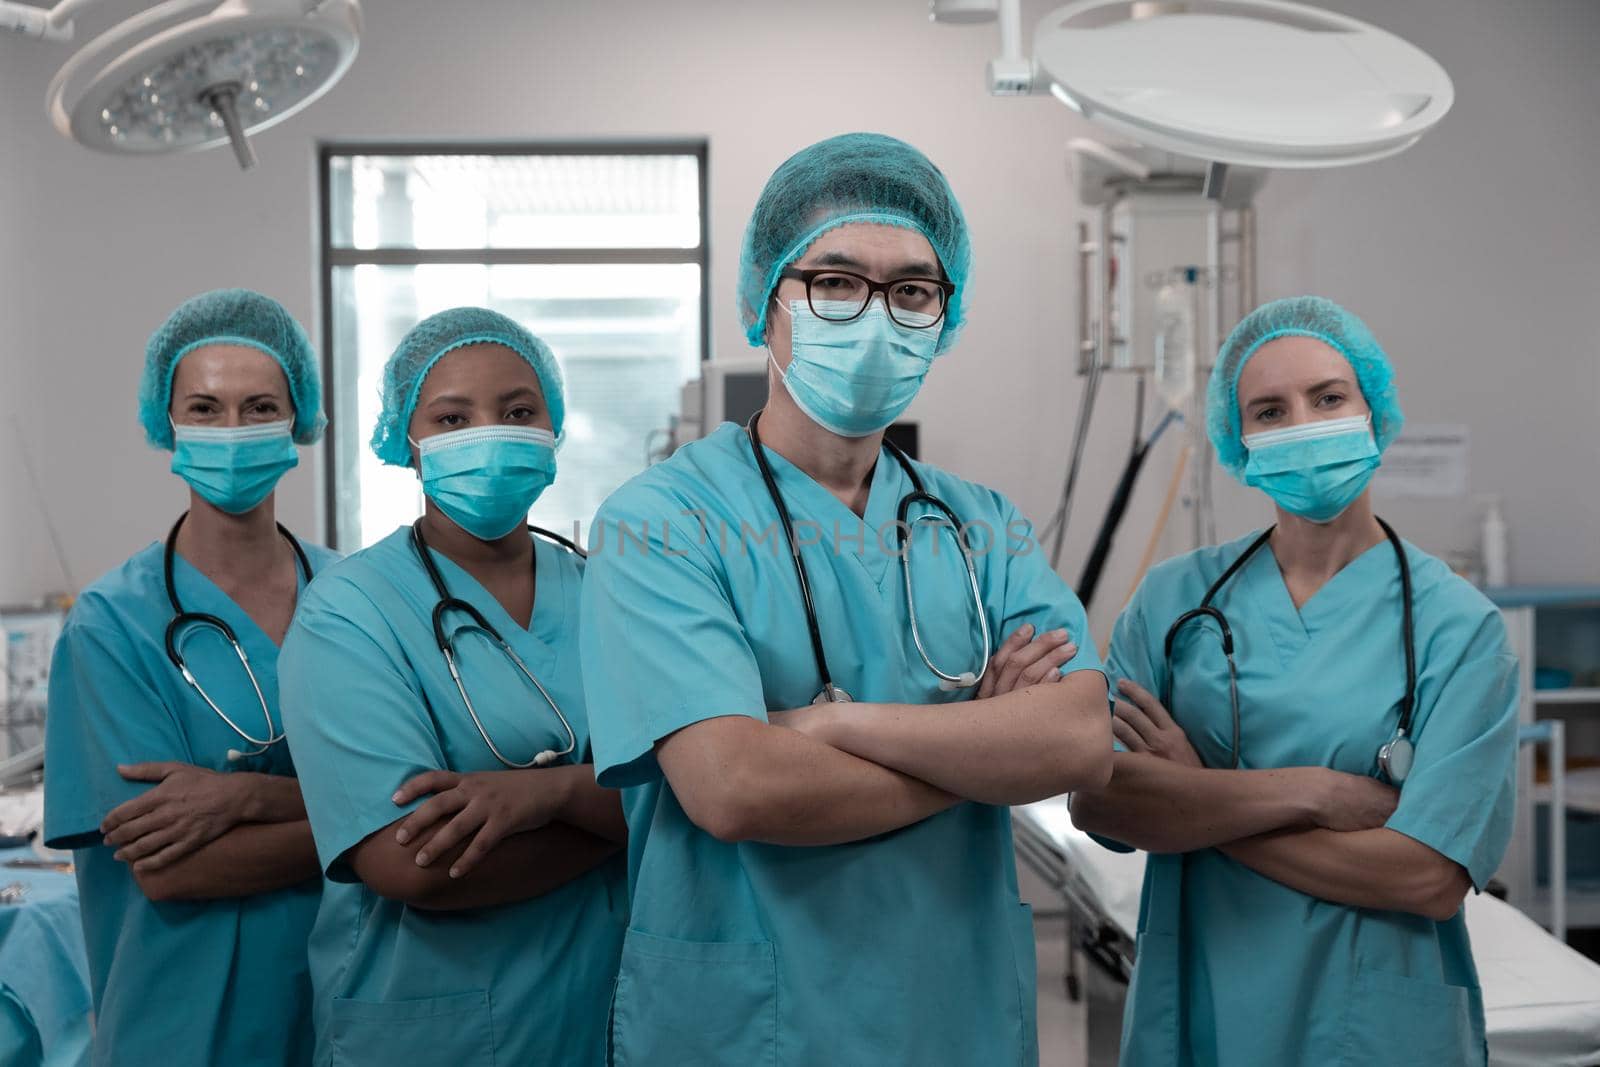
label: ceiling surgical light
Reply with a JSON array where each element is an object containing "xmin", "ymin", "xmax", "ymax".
[
  {"xmin": 2, "ymin": 0, "xmax": 360, "ymax": 169},
  {"xmin": 935, "ymin": 0, "xmax": 1454, "ymax": 168}
]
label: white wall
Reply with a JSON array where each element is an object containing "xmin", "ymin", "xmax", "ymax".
[{"xmin": 3, "ymin": 0, "xmax": 1597, "ymax": 647}]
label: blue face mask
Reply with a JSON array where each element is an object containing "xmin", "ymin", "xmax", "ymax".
[
  {"xmin": 774, "ymin": 299, "xmax": 940, "ymax": 438},
  {"xmin": 170, "ymin": 419, "xmax": 299, "ymax": 515},
  {"xmin": 1242, "ymin": 414, "xmax": 1380, "ymax": 523},
  {"xmin": 413, "ymin": 425, "xmax": 558, "ymax": 541}
]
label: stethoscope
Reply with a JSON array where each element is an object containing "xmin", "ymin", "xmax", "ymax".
[
  {"xmin": 163, "ymin": 512, "xmax": 313, "ymax": 762},
  {"xmin": 746, "ymin": 412, "xmax": 992, "ymax": 705},
  {"xmin": 410, "ymin": 519, "xmax": 582, "ymax": 769},
  {"xmin": 1161, "ymin": 517, "xmax": 1418, "ymax": 783}
]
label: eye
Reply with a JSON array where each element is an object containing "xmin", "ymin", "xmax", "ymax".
[
  {"xmin": 249, "ymin": 400, "xmax": 282, "ymax": 416},
  {"xmin": 505, "ymin": 405, "xmax": 537, "ymax": 422},
  {"xmin": 437, "ymin": 413, "xmax": 468, "ymax": 428},
  {"xmin": 1315, "ymin": 392, "xmax": 1345, "ymax": 409},
  {"xmin": 185, "ymin": 401, "xmax": 218, "ymax": 418},
  {"xmin": 1254, "ymin": 406, "xmax": 1282, "ymax": 423}
]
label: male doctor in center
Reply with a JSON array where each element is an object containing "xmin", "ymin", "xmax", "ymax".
[{"xmin": 580, "ymin": 132, "xmax": 1112, "ymax": 1065}]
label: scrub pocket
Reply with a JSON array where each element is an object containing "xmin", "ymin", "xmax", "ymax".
[
  {"xmin": 610, "ymin": 929, "xmax": 777, "ymax": 1067},
  {"xmin": 1339, "ymin": 969, "xmax": 1477, "ymax": 1066},
  {"xmin": 328, "ymin": 990, "xmax": 496, "ymax": 1067},
  {"xmin": 1006, "ymin": 903, "xmax": 1040, "ymax": 1067}
]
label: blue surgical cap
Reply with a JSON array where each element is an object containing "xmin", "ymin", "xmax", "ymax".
[
  {"xmin": 370, "ymin": 306, "xmax": 566, "ymax": 468},
  {"xmin": 1208, "ymin": 296, "xmax": 1403, "ymax": 477},
  {"xmin": 141, "ymin": 288, "xmax": 324, "ymax": 450},
  {"xmin": 738, "ymin": 132, "xmax": 973, "ymax": 356}
]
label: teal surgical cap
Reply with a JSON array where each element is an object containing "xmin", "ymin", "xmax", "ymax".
[
  {"xmin": 1208, "ymin": 295, "xmax": 1404, "ymax": 476},
  {"xmin": 370, "ymin": 306, "xmax": 566, "ymax": 468},
  {"xmin": 140, "ymin": 288, "xmax": 324, "ymax": 450},
  {"xmin": 738, "ymin": 132, "xmax": 973, "ymax": 356}
]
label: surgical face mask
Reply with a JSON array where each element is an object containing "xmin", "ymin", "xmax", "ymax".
[
  {"xmin": 773, "ymin": 299, "xmax": 940, "ymax": 438},
  {"xmin": 413, "ymin": 425, "xmax": 558, "ymax": 541},
  {"xmin": 170, "ymin": 419, "xmax": 298, "ymax": 515},
  {"xmin": 1241, "ymin": 414, "xmax": 1379, "ymax": 524}
]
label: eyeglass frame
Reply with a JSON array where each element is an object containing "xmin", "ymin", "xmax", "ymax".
[{"xmin": 777, "ymin": 267, "xmax": 956, "ymax": 329}]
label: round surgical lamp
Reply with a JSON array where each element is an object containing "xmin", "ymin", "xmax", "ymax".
[
  {"xmin": 37, "ymin": 0, "xmax": 360, "ymax": 170},
  {"xmin": 1032, "ymin": 0, "xmax": 1453, "ymax": 168}
]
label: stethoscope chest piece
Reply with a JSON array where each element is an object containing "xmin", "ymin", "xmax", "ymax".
[
  {"xmin": 812, "ymin": 684, "xmax": 853, "ymax": 705},
  {"xmin": 1378, "ymin": 733, "xmax": 1414, "ymax": 784}
]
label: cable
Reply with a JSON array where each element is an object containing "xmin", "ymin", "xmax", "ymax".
[{"xmin": 1042, "ymin": 355, "xmax": 1104, "ymax": 569}]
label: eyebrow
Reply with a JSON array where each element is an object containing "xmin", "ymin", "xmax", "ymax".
[
  {"xmin": 1245, "ymin": 377, "xmax": 1355, "ymax": 407},
  {"xmin": 426, "ymin": 388, "xmax": 542, "ymax": 408},
  {"xmin": 807, "ymin": 250, "xmax": 943, "ymax": 278}
]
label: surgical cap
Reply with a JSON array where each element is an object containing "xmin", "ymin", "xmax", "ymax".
[
  {"xmin": 140, "ymin": 288, "xmax": 324, "ymax": 450},
  {"xmin": 370, "ymin": 306, "xmax": 566, "ymax": 468},
  {"xmin": 1208, "ymin": 296, "xmax": 1404, "ymax": 476},
  {"xmin": 738, "ymin": 132, "xmax": 973, "ymax": 356}
]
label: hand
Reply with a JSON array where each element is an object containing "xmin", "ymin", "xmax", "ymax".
[
  {"xmin": 1111, "ymin": 679, "xmax": 1203, "ymax": 768},
  {"xmin": 1310, "ymin": 769, "xmax": 1400, "ymax": 832},
  {"xmin": 391, "ymin": 769, "xmax": 571, "ymax": 879},
  {"xmin": 101, "ymin": 762, "xmax": 251, "ymax": 871},
  {"xmin": 977, "ymin": 624, "xmax": 1078, "ymax": 699}
]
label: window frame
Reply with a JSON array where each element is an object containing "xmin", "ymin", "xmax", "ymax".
[{"xmin": 315, "ymin": 139, "xmax": 711, "ymax": 549}]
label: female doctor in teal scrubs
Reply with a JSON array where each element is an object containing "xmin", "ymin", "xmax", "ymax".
[
  {"xmin": 579, "ymin": 133, "xmax": 1113, "ymax": 1066},
  {"xmin": 277, "ymin": 307, "xmax": 626, "ymax": 1067},
  {"xmin": 44, "ymin": 288, "xmax": 335, "ymax": 1066},
  {"xmin": 1072, "ymin": 296, "xmax": 1520, "ymax": 1066}
]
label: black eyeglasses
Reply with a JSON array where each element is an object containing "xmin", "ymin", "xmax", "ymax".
[{"xmin": 778, "ymin": 267, "xmax": 954, "ymax": 329}]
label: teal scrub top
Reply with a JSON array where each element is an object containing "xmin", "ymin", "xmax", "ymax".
[
  {"xmin": 43, "ymin": 537, "xmax": 338, "ymax": 1067},
  {"xmin": 579, "ymin": 423, "xmax": 1106, "ymax": 1067},
  {"xmin": 276, "ymin": 527, "xmax": 627, "ymax": 1067},
  {"xmin": 1102, "ymin": 530, "xmax": 1519, "ymax": 1067}
]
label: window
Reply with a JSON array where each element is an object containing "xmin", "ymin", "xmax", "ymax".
[{"xmin": 319, "ymin": 143, "xmax": 707, "ymax": 549}]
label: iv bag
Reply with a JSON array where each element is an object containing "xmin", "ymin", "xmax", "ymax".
[{"xmin": 1153, "ymin": 281, "xmax": 1195, "ymax": 412}]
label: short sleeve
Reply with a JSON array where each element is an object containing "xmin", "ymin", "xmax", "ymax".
[
  {"xmin": 1384, "ymin": 610, "xmax": 1519, "ymax": 891},
  {"xmin": 579, "ymin": 494, "xmax": 767, "ymax": 789},
  {"xmin": 43, "ymin": 621, "xmax": 190, "ymax": 849},
  {"xmin": 995, "ymin": 501, "xmax": 1106, "ymax": 683},
  {"xmin": 278, "ymin": 580, "xmax": 447, "ymax": 881},
  {"xmin": 1087, "ymin": 582, "xmax": 1169, "ymax": 855}
]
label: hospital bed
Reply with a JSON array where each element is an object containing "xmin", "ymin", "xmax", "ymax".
[{"xmin": 1013, "ymin": 797, "xmax": 1600, "ymax": 1067}]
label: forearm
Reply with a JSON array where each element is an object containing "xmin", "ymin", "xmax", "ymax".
[
  {"xmin": 1219, "ymin": 827, "xmax": 1471, "ymax": 921},
  {"xmin": 551, "ymin": 766, "xmax": 628, "ymax": 844},
  {"xmin": 822, "ymin": 673, "xmax": 1112, "ymax": 805},
  {"xmin": 132, "ymin": 821, "xmax": 319, "ymax": 901},
  {"xmin": 1070, "ymin": 752, "xmax": 1322, "ymax": 853},
  {"xmin": 663, "ymin": 718, "xmax": 959, "ymax": 846},
  {"xmin": 401, "ymin": 822, "xmax": 620, "ymax": 911},
  {"xmin": 237, "ymin": 774, "xmax": 307, "ymax": 823}
]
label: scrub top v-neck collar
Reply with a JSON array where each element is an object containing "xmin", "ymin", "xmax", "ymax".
[
  {"xmin": 422, "ymin": 534, "xmax": 568, "ymax": 657},
  {"xmin": 168, "ymin": 544, "xmax": 310, "ymax": 652},
  {"xmin": 750, "ymin": 435, "xmax": 906, "ymax": 587},
  {"xmin": 1242, "ymin": 534, "xmax": 1395, "ymax": 657}
]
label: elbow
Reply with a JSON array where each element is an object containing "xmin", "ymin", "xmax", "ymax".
[
  {"xmin": 1064, "ymin": 746, "xmax": 1114, "ymax": 794},
  {"xmin": 1416, "ymin": 864, "xmax": 1472, "ymax": 922},
  {"xmin": 676, "ymin": 769, "xmax": 759, "ymax": 844},
  {"xmin": 1046, "ymin": 699, "xmax": 1115, "ymax": 796},
  {"xmin": 347, "ymin": 843, "xmax": 445, "ymax": 908},
  {"xmin": 1068, "ymin": 790, "xmax": 1105, "ymax": 834}
]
